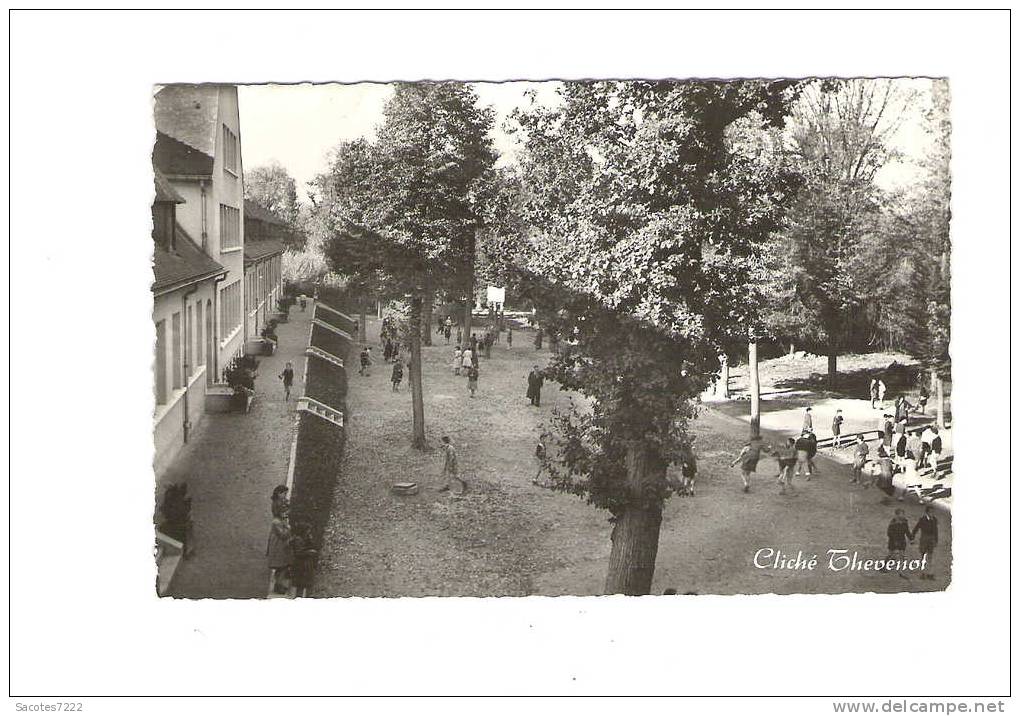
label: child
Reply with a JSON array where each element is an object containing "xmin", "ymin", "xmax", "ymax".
[
  {"xmin": 731, "ymin": 437, "xmax": 767, "ymax": 494},
  {"xmin": 875, "ymin": 445, "xmax": 896, "ymax": 500},
  {"xmin": 467, "ymin": 364, "xmax": 479, "ymax": 398},
  {"xmin": 883, "ymin": 508, "xmax": 913, "ymax": 579},
  {"xmin": 775, "ymin": 438, "xmax": 798, "ymax": 495},
  {"xmin": 266, "ymin": 507, "xmax": 293, "ymax": 595},
  {"xmin": 391, "ymin": 359, "xmax": 404, "ymax": 392},
  {"xmin": 911, "ymin": 506, "xmax": 939, "ymax": 581},
  {"xmin": 359, "ymin": 347, "xmax": 372, "ymax": 376},
  {"xmin": 438, "ymin": 436, "xmax": 466, "ymax": 494},
  {"xmin": 831, "ymin": 409, "xmax": 844, "ymax": 448},
  {"xmin": 533, "ymin": 433, "xmax": 548, "ymax": 486},
  {"xmin": 929, "ymin": 427, "xmax": 943, "ymax": 467},
  {"xmin": 851, "ymin": 434, "xmax": 869, "ymax": 485},
  {"xmin": 918, "ymin": 380, "xmax": 930, "ymax": 414},
  {"xmin": 271, "ymin": 484, "xmax": 290, "ymax": 518},
  {"xmin": 278, "ymin": 361, "xmax": 294, "ymax": 400},
  {"xmin": 289, "ymin": 523, "xmax": 318, "ymax": 598},
  {"xmin": 794, "ymin": 431, "xmax": 816, "ymax": 480},
  {"xmin": 453, "ymin": 346, "xmax": 463, "ymax": 375}
]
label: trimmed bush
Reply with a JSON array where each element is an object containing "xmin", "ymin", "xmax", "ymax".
[
  {"xmin": 305, "ymin": 355, "xmax": 347, "ymax": 409},
  {"xmin": 289, "ymin": 322, "xmax": 352, "ymax": 563},
  {"xmin": 290, "ymin": 415, "xmax": 345, "ymax": 548},
  {"xmin": 311, "ymin": 323, "xmax": 353, "ymax": 359},
  {"xmin": 314, "ymin": 304, "xmax": 358, "ymax": 336}
]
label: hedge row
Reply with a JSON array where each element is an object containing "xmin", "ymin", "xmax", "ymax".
[
  {"xmin": 288, "ymin": 304, "xmax": 353, "ymax": 558},
  {"xmin": 304, "ymin": 354, "xmax": 347, "ymax": 412},
  {"xmin": 290, "ymin": 413, "xmax": 345, "ymax": 548},
  {"xmin": 314, "ymin": 304, "xmax": 358, "ymax": 336},
  {"xmin": 310, "ymin": 322, "xmax": 353, "ymax": 360}
]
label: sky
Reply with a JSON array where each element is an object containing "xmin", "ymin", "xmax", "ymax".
[
  {"xmin": 238, "ymin": 79, "xmax": 940, "ymax": 204},
  {"xmin": 238, "ymin": 82, "xmax": 561, "ymax": 202}
]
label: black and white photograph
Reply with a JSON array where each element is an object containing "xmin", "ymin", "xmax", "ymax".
[
  {"xmin": 153, "ymin": 77, "xmax": 953, "ymax": 599},
  {"xmin": 8, "ymin": 8, "xmax": 1012, "ymax": 704}
]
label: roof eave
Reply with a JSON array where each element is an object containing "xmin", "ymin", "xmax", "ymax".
[{"xmin": 152, "ymin": 268, "xmax": 227, "ymax": 297}]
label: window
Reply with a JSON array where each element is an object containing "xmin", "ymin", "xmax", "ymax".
[
  {"xmin": 155, "ymin": 320, "xmax": 167, "ymax": 405},
  {"xmin": 223, "ymin": 124, "xmax": 238, "ymax": 175},
  {"xmin": 220, "ymin": 204, "xmax": 240, "ymax": 250},
  {"xmin": 196, "ymin": 301, "xmax": 204, "ymax": 367},
  {"xmin": 186, "ymin": 305, "xmax": 193, "ymax": 380},
  {"xmin": 152, "ymin": 203, "xmax": 175, "ymax": 251},
  {"xmin": 171, "ymin": 312, "xmax": 182, "ymax": 390},
  {"xmin": 220, "ymin": 280, "xmax": 242, "ymax": 338}
]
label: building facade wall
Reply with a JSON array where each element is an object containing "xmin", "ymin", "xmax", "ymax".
[
  {"xmin": 213, "ymin": 86, "xmax": 246, "ymax": 375},
  {"xmin": 244, "ymin": 253, "xmax": 284, "ymax": 340},
  {"xmin": 160, "ymin": 85, "xmax": 246, "ymax": 382},
  {"xmin": 153, "ymin": 279, "xmax": 217, "ymax": 479}
]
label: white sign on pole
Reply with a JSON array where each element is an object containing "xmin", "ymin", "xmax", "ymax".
[{"xmin": 486, "ymin": 286, "xmax": 506, "ymax": 305}]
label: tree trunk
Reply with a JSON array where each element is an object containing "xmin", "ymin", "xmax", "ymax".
[
  {"xmin": 462, "ymin": 230, "xmax": 476, "ymax": 343},
  {"xmin": 408, "ymin": 295, "xmax": 427, "ymax": 450},
  {"xmin": 749, "ymin": 341, "xmax": 760, "ymax": 438},
  {"xmin": 421, "ymin": 293, "xmax": 433, "ymax": 347},
  {"xmin": 376, "ymin": 300, "xmax": 383, "ymax": 319},
  {"xmin": 789, "ymin": 343, "xmax": 795, "ymax": 356},
  {"xmin": 719, "ymin": 356, "xmax": 730, "ymax": 399},
  {"xmin": 936, "ymin": 374, "xmax": 946, "ymax": 429},
  {"xmin": 358, "ymin": 297, "xmax": 367, "ymax": 345},
  {"xmin": 827, "ymin": 352, "xmax": 838, "ymax": 390},
  {"xmin": 604, "ymin": 443, "xmax": 665, "ymax": 595}
]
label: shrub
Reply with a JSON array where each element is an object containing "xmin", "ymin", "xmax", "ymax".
[
  {"xmin": 290, "ymin": 415, "xmax": 345, "ymax": 548},
  {"xmin": 290, "ymin": 331, "xmax": 351, "ymax": 551},
  {"xmin": 311, "ymin": 322, "xmax": 353, "ymax": 359},
  {"xmin": 224, "ymin": 355, "xmax": 257, "ymax": 394}
]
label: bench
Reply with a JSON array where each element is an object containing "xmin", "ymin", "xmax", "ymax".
[{"xmin": 816, "ymin": 428, "xmax": 882, "ymax": 449}]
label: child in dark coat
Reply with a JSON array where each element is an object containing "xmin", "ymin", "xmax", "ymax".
[
  {"xmin": 391, "ymin": 360, "xmax": 404, "ymax": 392},
  {"xmin": 289, "ymin": 523, "xmax": 318, "ymax": 598}
]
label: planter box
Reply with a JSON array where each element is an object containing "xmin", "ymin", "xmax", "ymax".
[
  {"xmin": 206, "ymin": 384, "xmax": 253, "ymax": 414},
  {"xmin": 246, "ymin": 338, "xmax": 276, "ymax": 356}
]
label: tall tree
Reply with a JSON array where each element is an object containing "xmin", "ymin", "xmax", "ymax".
[
  {"xmin": 318, "ymin": 84, "xmax": 497, "ymax": 448},
  {"xmin": 899, "ymin": 80, "xmax": 952, "ymax": 426},
  {"xmin": 245, "ymin": 161, "xmax": 302, "ymax": 234},
  {"xmin": 512, "ymin": 81, "xmax": 800, "ymax": 594},
  {"xmin": 771, "ymin": 79, "xmax": 915, "ymax": 386}
]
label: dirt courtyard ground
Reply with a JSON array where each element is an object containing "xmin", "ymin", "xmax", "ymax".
[{"xmin": 313, "ymin": 318, "xmax": 951, "ymax": 597}]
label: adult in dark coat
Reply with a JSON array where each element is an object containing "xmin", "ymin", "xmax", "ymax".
[
  {"xmin": 911, "ymin": 506, "xmax": 940, "ymax": 580},
  {"xmin": 527, "ymin": 366, "xmax": 544, "ymax": 406}
]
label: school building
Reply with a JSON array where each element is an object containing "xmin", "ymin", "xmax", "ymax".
[{"xmin": 152, "ymin": 84, "xmax": 248, "ymax": 479}]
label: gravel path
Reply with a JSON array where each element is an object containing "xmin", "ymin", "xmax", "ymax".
[
  {"xmin": 164, "ymin": 307, "xmax": 312, "ymax": 599},
  {"xmin": 316, "ymin": 318, "xmax": 951, "ymax": 597}
]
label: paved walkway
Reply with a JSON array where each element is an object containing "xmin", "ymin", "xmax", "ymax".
[{"xmin": 165, "ymin": 305, "xmax": 313, "ymax": 599}]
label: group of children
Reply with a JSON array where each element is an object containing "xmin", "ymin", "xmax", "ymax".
[{"xmin": 265, "ymin": 484, "xmax": 318, "ymax": 597}]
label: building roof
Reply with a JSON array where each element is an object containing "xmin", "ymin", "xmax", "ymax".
[
  {"xmin": 244, "ymin": 199, "xmax": 290, "ymax": 227},
  {"xmin": 154, "ymin": 169, "xmax": 185, "ymax": 204},
  {"xmin": 153, "ymin": 131, "xmax": 214, "ymax": 177},
  {"xmin": 153, "ymin": 84, "xmax": 221, "ymax": 156},
  {"xmin": 244, "ymin": 240, "xmax": 286, "ymax": 265},
  {"xmin": 153, "ymin": 223, "xmax": 227, "ymax": 294}
]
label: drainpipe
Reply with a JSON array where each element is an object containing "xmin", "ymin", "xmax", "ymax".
[
  {"xmin": 181, "ymin": 286, "xmax": 198, "ymax": 443},
  {"xmin": 213, "ymin": 274, "xmax": 227, "ymax": 383},
  {"xmin": 200, "ymin": 180, "xmax": 209, "ymax": 250}
]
